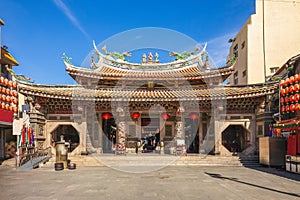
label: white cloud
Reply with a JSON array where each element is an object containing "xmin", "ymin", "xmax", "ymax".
[
  {"xmin": 203, "ymin": 32, "xmax": 237, "ymax": 68},
  {"xmin": 53, "ymin": 0, "xmax": 90, "ymax": 40}
]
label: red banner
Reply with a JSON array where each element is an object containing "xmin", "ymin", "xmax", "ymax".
[{"xmin": 0, "ymin": 109, "xmax": 14, "ymax": 123}]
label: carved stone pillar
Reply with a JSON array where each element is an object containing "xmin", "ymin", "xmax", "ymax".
[
  {"xmin": 116, "ymin": 107, "xmax": 126, "ymax": 146},
  {"xmin": 175, "ymin": 106, "xmax": 186, "ymax": 154}
]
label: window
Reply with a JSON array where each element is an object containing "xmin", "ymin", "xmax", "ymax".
[
  {"xmin": 234, "ymin": 71, "xmax": 238, "ymax": 84},
  {"xmin": 270, "ymin": 67, "xmax": 279, "ymax": 74},
  {"xmin": 233, "ymin": 44, "xmax": 238, "ymax": 58},
  {"xmin": 241, "ymin": 41, "xmax": 245, "ymax": 49},
  {"xmin": 242, "ymin": 70, "xmax": 246, "ymax": 77}
]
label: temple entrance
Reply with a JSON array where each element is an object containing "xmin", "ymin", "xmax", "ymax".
[
  {"xmin": 102, "ymin": 118, "xmax": 116, "ymax": 153},
  {"xmin": 185, "ymin": 118, "xmax": 199, "ymax": 153},
  {"xmin": 222, "ymin": 125, "xmax": 249, "ymax": 153},
  {"xmin": 51, "ymin": 125, "xmax": 79, "ymax": 152},
  {"xmin": 141, "ymin": 118, "xmax": 160, "ymax": 153}
]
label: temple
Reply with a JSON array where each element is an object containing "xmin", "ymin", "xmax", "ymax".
[{"xmin": 16, "ymin": 44, "xmax": 277, "ymax": 157}]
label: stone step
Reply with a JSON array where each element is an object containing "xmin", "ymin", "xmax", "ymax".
[{"xmin": 42, "ymin": 154, "xmax": 244, "ymax": 167}]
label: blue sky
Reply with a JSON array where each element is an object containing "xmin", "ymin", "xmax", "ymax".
[{"xmin": 1, "ymin": 0, "xmax": 255, "ymax": 84}]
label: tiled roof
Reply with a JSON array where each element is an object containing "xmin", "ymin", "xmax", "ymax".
[
  {"xmin": 65, "ymin": 63, "xmax": 234, "ymax": 81},
  {"xmin": 18, "ymin": 82, "xmax": 277, "ymax": 102}
]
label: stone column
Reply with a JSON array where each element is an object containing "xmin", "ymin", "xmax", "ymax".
[
  {"xmin": 98, "ymin": 113, "xmax": 103, "ymax": 154},
  {"xmin": 116, "ymin": 107, "xmax": 126, "ymax": 146},
  {"xmin": 174, "ymin": 106, "xmax": 186, "ymax": 154}
]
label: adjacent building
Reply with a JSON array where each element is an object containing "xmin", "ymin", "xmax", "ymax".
[{"xmin": 227, "ymin": 0, "xmax": 300, "ymax": 85}]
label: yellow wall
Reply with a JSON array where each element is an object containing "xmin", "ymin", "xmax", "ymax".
[{"xmin": 228, "ymin": 0, "xmax": 300, "ymax": 85}]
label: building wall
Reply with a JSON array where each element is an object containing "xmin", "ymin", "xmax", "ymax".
[{"xmin": 228, "ymin": 0, "xmax": 300, "ymax": 85}]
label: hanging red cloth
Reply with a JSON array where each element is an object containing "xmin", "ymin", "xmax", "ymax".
[
  {"xmin": 21, "ymin": 127, "xmax": 26, "ymax": 144},
  {"xmin": 28, "ymin": 127, "xmax": 31, "ymax": 145}
]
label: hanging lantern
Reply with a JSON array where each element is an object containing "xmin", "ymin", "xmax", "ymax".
[
  {"xmin": 189, "ymin": 112, "xmax": 199, "ymax": 120},
  {"xmin": 131, "ymin": 112, "xmax": 140, "ymax": 121},
  {"xmin": 285, "ymin": 78, "xmax": 290, "ymax": 86},
  {"xmin": 102, "ymin": 112, "xmax": 112, "ymax": 120},
  {"xmin": 295, "ymin": 94, "xmax": 300, "ymax": 102},
  {"xmin": 285, "ymin": 87, "xmax": 289, "ymax": 95},
  {"xmin": 281, "ymin": 106, "xmax": 285, "ymax": 113},
  {"xmin": 290, "ymin": 104, "xmax": 296, "ymax": 112},
  {"xmin": 286, "ymin": 105, "xmax": 290, "ymax": 113},
  {"xmin": 290, "ymin": 76, "xmax": 295, "ymax": 84},
  {"xmin": 5, "ymin": 104, "xmax": 9, "ymax": 111},
  {"xmin": 285, "ymin": 96, "xmax": 289, "ymax": 104},
  {"xmin": 2, "ymin": 94, "xmax": 6, "ymax": 101},
  {"xmin": 295, "ymin": 84, "xmax": 300, "ymax": 92},
  {"xmin": 296, "ymin": 103, "xmax": 300, "ymax": 111},
  {"xmin": 8, "ymin": 80, "xmax": 12, "ymax": 87},
  {"xmin": 290, "ymin": 95, "xmax": 295, "ymax": 102},
  {"xmin": 6, "ymin": 96, "xmax": 11, "ymax": 103},
  {"xmin": 289, "ymin": 85, "xmax": 295, "ymax": 93},
  {"xmin": 10, "ymin": 90, "xmax": 14, "ymax": 96},
  {"xmin": 280, "ymin": 97, "xmax": 284, "ymax": 104},
  {"xmin": 280, "ymin": 80, "xmax": 285, "ymax": 87},
  {"xmin": 161, "ymin": 112, "xmax": 170, "ymax": 120},
  {"xmin": 12, "ymin": 81, "xmax": 17, "ymax": 88},
  {"xmin": 280, "ymin": 89, "xmax": 286, "ymax": 96},
  {"xmin": 13, "ymin": 90, "xmax": 18, "ymax": 97},
  {"xmin": 2, "ymin": 87, "xmax": 5, "ymax": 94},
  {"xmin": 13, "ymin": 106, "xmax": 18, "ymax": 113},
  {"xmin": 0, "ymin": 77, "xmax": 4, "ymax": 84},
  {"xmin": 3, "ymin": 78, "xmax": 8, "ymax": 86}
]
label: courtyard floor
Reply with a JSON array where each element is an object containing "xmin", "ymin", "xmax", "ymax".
[{"xmin": 0, "ymin": 165, "xmax": 299, "ymax": 200}]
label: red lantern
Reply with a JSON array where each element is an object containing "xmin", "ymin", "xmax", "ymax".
[
  {"xmin": 6, "ymin": 88, "xmax": 10, "ymax": 95},
  {"xmin": 12, "ymin": 81, "xmax": 17, "ymax": 88},
  {"xmin": 289, "ymin": 85, "xmax": 295, "ymax": 93},
  {"xmin": 280, "ymin": 80, "xmax": 285, "ymax": 87},
  {"xmin": 285, "ymin": 96, "xmax": 289, "ymax": 104},
  {"xmin": 13, "ymin": 90, "xmax": 18, "ymax": 97},
  {"xmin": 290, "ymin": 95, "xmax": 295, "ymax": 102},
  {"xmin": 285, "ymin": 78, "xmax": 290, "ymax": 86},
  {"xmin": 281, "ymin": 106, "xmax": 285, "ymax": 113},
  {"xmin": 285, "ymin": 87, "xmax": 289, "ymax": 95},
  {"xmin": 189, "ymin": 112, "xmax": 199, "ymax": 120},
  {"xmin": 295, "ymin": 83, "xmax": 300, "ymax": 92},
  {"xmin": 13, "ymin": 97, "xmax": 18, "ymax": 104},
  {"xmin": 290, "ymin": 76, "xmax": 295, "ymax": 84},
  {"xmin": 280, "ymin": 89, "xmax": 286, "ymax": 96},
  {"xmin": 290, "ymin": 104, "xmax": 296, "ymax": 112},
  {"xmin": 8, "ymin": 80, "xmax": 12, "ymax": 87},
  {"xmin": 295, "ymin": 94, "xmax": 300, "ymax": 102},
  {"xmin": 102, "ymin": 112, "xmax": 112, "ymax": 120},
  {"xmin": 4, "ymin": 78, "xmax": 8, "ymax": 86},
  {"xmin": 5, "ymin": 104, "xmax": 9, "ymax": 111},
  {"xmin": 286, "ymin": 105, "xmax": 290, "ymax": 113},
  {"xmin": 0, "ymin": 77, "xmax": 4, "ymax": 84},
  {"xmin": 10, "ymin": 90, "xmax": 14, "ymax": 96},
  {"xmin": 2, "ymin": 87, "xmax": 5, "ymax": 94},
  {"xmin": 296, "ymin": 103, "xmax": 300, "ymax": 111},
  {"xmin": 280, "ymin": 97, "xmax": 284, "ymax": 104},
  {"xmin": 13, "ymin": 106, "xmax": 18, "ymax": 113},
  {"xmin": 131, "ymin": 112, "xmax": 140, "ymax": 120},
  {"xmin": 2, "ymin": 94, "xmax": 6, "ymax": 101},
  {"xmin": 6, "ymin": 96, "xmax": 11, "ymax": 103},
  {"xmin": 161, "ymin": 112, "xmax": 170, "ymax": 120},
  {"xmin": 295, "ymin": 74, "xmax": 299, "ymax": 83}
]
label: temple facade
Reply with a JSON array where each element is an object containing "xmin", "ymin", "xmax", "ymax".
[{"xmin": 16, "ymin": 45, "xmax": 277, "ymax": 157}]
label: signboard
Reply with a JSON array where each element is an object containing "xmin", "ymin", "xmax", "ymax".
[
  {"xmin": 0, "ymin": 109, "xmax": 13, "ymax": 123},
  {"xmin": 13, "ymin": 119, "xmax": 23, "ymax": 135}
]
